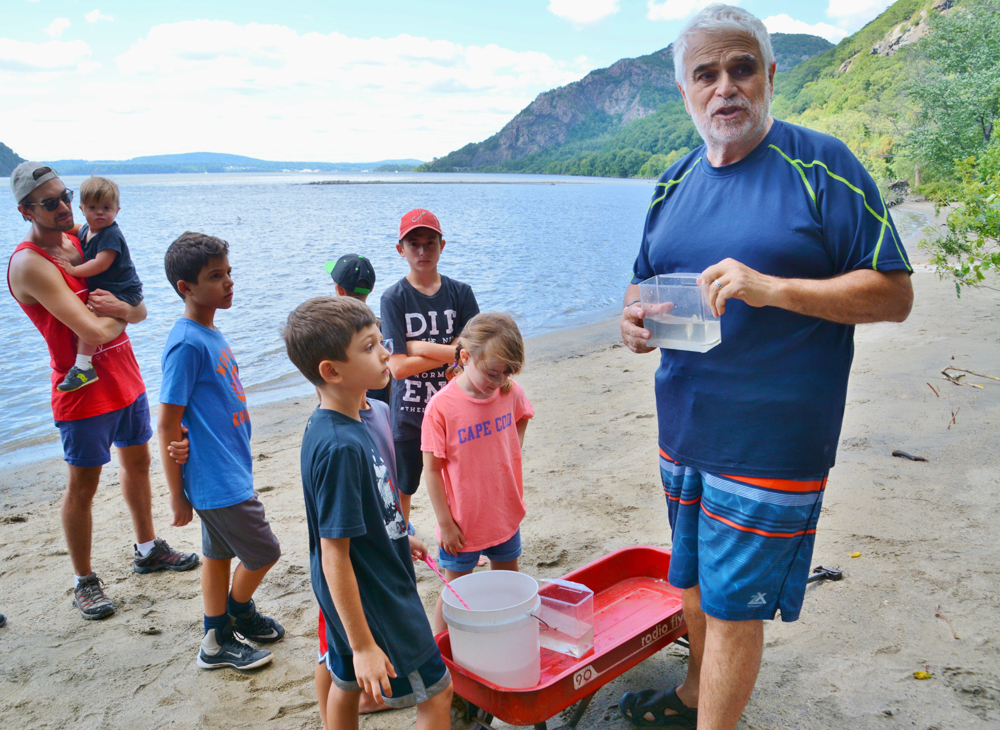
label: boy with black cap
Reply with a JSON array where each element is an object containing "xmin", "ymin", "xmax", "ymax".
[
  {"xmin": 379, "ymin": 209, "xmax": 479, "ymax": 520},
  {"xmin": 326, "ymin": 254, "xmax": 377, "ymax": 301},
  {"xmin": 324, "ymin": 253, "xmax": 389, "ymax": 406}
]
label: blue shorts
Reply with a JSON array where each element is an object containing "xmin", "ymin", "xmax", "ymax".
[
  {"xmin": 661, "ymin": 451, "xmax": 826, "ymax": 622},
  {"xmin": 438, "ymin": 529, "xmax": 522, "ymax": 572},
  {"xmin": 327, "ymin": 650, "xmax": 450, "ymax": 708},
  {"xmin": 55, "ymin": 392, "xmax": 152, "ymax": 467}
]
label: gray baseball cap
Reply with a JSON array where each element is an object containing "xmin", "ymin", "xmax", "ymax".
[{"xmin": 10, "ymin": 162, "xmax": 60, "ymax": 204}]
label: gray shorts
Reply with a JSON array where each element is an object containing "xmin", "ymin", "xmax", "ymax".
[{"xmin": 197, "ymin": 495, "xmax": 281, "ymax": 570}]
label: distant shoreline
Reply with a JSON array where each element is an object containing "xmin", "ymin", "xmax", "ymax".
[{"xmin": 308, "ymin": 179, "xmax": 593, "ymax": 185}]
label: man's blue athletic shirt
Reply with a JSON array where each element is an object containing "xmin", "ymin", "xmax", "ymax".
[{"xmin": 632, "ymin": 119, "xmax": 911, "ymax": 478}]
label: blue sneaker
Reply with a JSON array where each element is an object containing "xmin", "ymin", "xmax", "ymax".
[
  {"xmin": 197, "ymin": 624, "xmax": 272, "ymax": 671},
  {"xmin": 230, "ymin": 599, "xmax": 285, "ymax": 644}
]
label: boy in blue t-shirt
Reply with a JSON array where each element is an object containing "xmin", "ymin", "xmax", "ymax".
[
  {"xmin": 283, "ymin": 296, "xmax": 452, "ymax": 727},
  {"xmin": 158, "ymin": 231, "xmax": 284, "ymax": 672}
]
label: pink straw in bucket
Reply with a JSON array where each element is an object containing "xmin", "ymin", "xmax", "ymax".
[{"xmin": 422, "ymin": 555, "xmax": 471, "ymax": 610}]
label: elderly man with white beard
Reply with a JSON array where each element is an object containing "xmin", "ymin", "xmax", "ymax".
[{"xmin": 619, "ymin": 5, "xmax": 913, "ymax": 729}]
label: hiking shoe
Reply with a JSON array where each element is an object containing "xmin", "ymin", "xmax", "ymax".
[
  {"xmin": 57, "ymin": 365, "xmax": 98, "ymax": 392},
  {"xmin": 197, "ymin": 624, "xmax": 272, "ymax": 671},
  {"xmin": 74, "ymin": 573, "xmax": 115, "ymax": 620},
  {"xmin": 133, "ymin": 538, "xmax": 200, "ymax": 574},
  {"xmin": 230, "ymin": 599, "xmax": 285, "ymax": 644}
]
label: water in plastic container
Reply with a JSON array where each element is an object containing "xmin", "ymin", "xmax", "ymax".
[
  {"xmin": 538, "ymin": 579, "xmax": 594, "ymax": 658},
  {"xmin": 538, "ymin": 609, "xmax": 594, "ymax": 658},
  {"xmin": 645, "ymin": 317, "xmax": 721, "ymax": 353},
  {"xmin": 638, "ymin": 273, "xmax": 721, "ymax": 353}
]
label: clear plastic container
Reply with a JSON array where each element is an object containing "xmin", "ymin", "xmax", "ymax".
[
  {"xmin": 638, "ymin": 273, "xmax": 721, "ymax": 353},
  {"xmin": 537, "ymin": 579, "xmax": 594, "ymax": 658}
]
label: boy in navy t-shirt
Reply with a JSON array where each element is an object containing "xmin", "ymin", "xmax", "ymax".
[
  {"xmin": 158, "ymin": 231, "xmax": 284, "ymax": 672},
  {"xmin": 283, "ymin": 296, "xmax": 452, "ymax": 727},
  {"xmin": 379, "ymin": 209, "xmax": 479, "ymax": 520},
  {"xmin": 52, "ymin": 176, "xmax": 144, "ymax": 392}
]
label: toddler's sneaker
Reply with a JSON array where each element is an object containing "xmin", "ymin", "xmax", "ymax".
[
  {"xmin": 133, "ymin": 538, "xmax": 200, "ymax": 574},
  {"xmin": 230, "ymin": 599, "xmax": 285, "ymax": 644},
  {"xmin": 74, "ymin": 573, "xmax": 115, "ymax": 620},
  {"xmin": 57, "ymin": 365, "xmax": 98, "ymax": 392},
  {"xmin": 197, "ymin": 624, "xmax": 272, "ymax": 671}
]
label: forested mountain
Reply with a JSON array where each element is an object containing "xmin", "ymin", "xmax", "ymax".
[
  {"xmin": 1, "ymin": 142, "xmax": 26, "ymax": 177},
  {"xmin": 418, "ymin": 0, "xmax": 949, "ymax": 183}
]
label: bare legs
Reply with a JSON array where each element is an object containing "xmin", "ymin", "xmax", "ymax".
[
  {"xmin": 325, "ymin": 681, "xmax": 453, "ymax": 730},
  {"xmin": 61, "ymin": 443, "xmax": 157, "ymax": 576},
  {"xmin": 699, "ymin": 613, "xmax": 763, "ymax": 729},
  {"xmin": 202, "ymin": 557, "xmax": 277, "ymax": 616},
  {"xmin": 631, "ymin": 585, "xmax": 763, "ymax": 730},
  {"xmin": 63, "ymin": 465, "xmax": 102, "ymax": 576},
  {"xmin": 117, "ymin": 444, "xmax": 155, "ymax": 544},
  {"xmin": 400, "ymin": 493, "xmax": 412, "ymax": 523}
]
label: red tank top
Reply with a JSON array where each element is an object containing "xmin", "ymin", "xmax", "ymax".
[{"xmin": 7, "ymin": 237, "xmax": 146, "ymax": 421}]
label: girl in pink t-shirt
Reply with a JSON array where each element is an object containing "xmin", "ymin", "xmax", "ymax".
[{"xmin": 421, "ymin": 313, "xmax": 534, "ymax": 633}]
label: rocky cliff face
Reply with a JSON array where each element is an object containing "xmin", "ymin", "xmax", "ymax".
[
  {"xmin": 464, "ymin": 47, "xmax": 677, "ymax": 169},
  {"xmin": 837, "ymin": 0, "xmax": 953, "ymax": 72},
  {"xmin": 426, "ymin": 34, "xmax": 833, "ymax": 172}
]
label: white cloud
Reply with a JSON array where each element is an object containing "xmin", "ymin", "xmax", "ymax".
[
  {"xmin": 0, "ymin": 20, "xmax": 587, "ymax": 161},
  {"xmin": 0, "ymin": 38, "xmax": 91, "ymax": 72},
  {"xmin": 764, "ymin": 14, "xmax": 848, "ymax": 43},
  {"xmin": 85, "ymin": 10, "xmax": 114, "ymax": 24},
  {"xmin": 826, "ymin": 0, "xmax": 893, "ymax": 20},
  {"xmin": 646, "ymin": 0, "xmax": 716, "ymax": 22},
  {"xmin": 44, "ymin": 18, "xmax": 71, "ymax": 39},
  {"xmin": 826, "ymin": 0, "xmax": 894, "ymax": 30},
  {"xmin": 548, "ymin": 0, "xmax": 620, "ymax": 26}
]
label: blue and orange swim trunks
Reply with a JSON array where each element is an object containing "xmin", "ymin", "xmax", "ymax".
[{"xmin": 660, "ymin": 449, "xmax": 827, "ymax": 622}]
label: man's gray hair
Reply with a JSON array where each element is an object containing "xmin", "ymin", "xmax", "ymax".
[{"xmin": 672, "ymin": 4, "xmax": 775, "ymax": 87}]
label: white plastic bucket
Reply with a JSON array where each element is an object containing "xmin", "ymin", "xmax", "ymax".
[{"xmin": 442, "ymin": 571, "xmax": 541, "ymax": 688}]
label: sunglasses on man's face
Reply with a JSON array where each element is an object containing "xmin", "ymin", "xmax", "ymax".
[{"xmin": 27, "ymin": 189, "xmax": 74, "ymax": 212}]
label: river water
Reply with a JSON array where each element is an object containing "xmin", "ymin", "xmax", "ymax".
[{"xmin": 0, "ymin": 172, "xmax": 928, "ymax": 466}]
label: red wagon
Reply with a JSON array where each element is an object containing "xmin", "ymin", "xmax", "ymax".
[{"xmin": 436, "ymin": 546, "xmax": 687, "ymax": 730}]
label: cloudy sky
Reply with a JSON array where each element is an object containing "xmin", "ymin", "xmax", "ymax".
[{"xmin": 2, "ymin": 0, "xmax": 895, "ymax": 163}]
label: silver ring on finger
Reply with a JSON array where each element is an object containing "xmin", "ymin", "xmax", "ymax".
[{"xmin": 715, "ymin": 280, "xmax": 723, "ymax": 290}]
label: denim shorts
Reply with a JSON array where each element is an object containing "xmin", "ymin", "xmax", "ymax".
[
  {"xmin": 662, "ymin": 451, "xmax": 826, "ymax": 622},
  {"xmin": 438, "ymin": 528, "xmax": 522, "ymax": 572},
  {"xmin": 327, "ymin": 650, "xmax": 450, "ymax": 708},
  {"xmin": 55, "ymin": 392, "xmax": 152, "ymax": 467}
]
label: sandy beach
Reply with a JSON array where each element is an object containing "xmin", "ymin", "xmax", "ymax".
[{"xmin": 1, "ymin": 201, "xmax": 997, "ymax": 729}]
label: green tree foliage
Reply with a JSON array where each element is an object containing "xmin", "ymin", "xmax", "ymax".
[
  {"xmin": 921, "ymin": 138, "xmax": 1000, "ymax": 294},
  {"xmin": 906, "ymin": 0, "xmax": 1000, "ymax": 176},
  {"xmin": 771, "ymin": 0, "xmax": 931, "ymax": 194}
]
